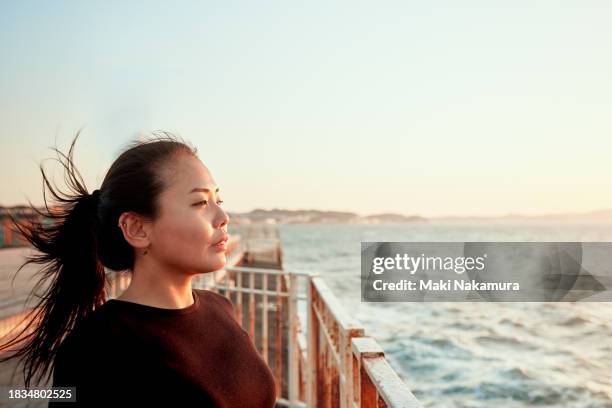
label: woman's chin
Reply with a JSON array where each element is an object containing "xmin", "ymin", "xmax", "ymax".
[{"xmin": 207, "ymin": 255, "xmax": 227, "ymax": 272}]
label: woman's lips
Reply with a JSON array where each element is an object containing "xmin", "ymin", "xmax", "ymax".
[
  {"xmin": 213, "ymin": 237, "xmax": 228, "ymax": 248},
  {"xmin": 212, "ymin": 241, "xmax": 227, "ymax": 252}
]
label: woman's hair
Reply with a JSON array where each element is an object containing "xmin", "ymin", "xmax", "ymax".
[{"xmin": 0, "ymin": 129, "xmax": 198, "ymax": 387}]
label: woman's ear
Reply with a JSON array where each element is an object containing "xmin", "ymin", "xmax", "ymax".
[{"xmin": 117, "ymin": 212, "xmax": 152, "ymax": 252}]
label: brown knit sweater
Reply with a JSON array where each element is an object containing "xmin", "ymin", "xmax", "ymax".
[{"xmin": 49, "ymin": 289, "xmax": 277, "ymax": 407}]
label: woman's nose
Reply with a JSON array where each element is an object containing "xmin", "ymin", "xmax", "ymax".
[{"xmin": 217, "ymin": 210, "xmax": 230, "ymax": 228}]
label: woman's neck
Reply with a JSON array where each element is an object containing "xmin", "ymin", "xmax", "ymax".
[{"xmin": 116, "ymin": 262, "xmax": 195, "ymax": 309}]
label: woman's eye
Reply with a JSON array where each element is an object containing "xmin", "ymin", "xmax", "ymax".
[{"xmin": 194, "ymin": 200, "xmax": 223, "ymax": 207}]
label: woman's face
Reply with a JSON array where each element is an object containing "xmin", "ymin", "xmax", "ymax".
[{"xmin": 148, "ymin": 154, "xmax": 230, "ymax": 275}]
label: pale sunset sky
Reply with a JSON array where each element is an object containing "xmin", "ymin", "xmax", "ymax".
[{"xmin": 1, "ymin": 1, "xmax": 611, "ymax": 217}]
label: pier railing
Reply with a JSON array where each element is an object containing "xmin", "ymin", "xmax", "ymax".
[{"xmin": 197, "ymin": 225, "xmax": 422, "ymax": 408}]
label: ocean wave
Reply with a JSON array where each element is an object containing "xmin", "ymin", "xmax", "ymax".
[
  {"xmin": 559, "ymin": 316, "xmax": 591, "ymax": 326},
  {"xmin": 500, "ymin": 367, "xmax": 534, "ymax": 381},
  {"xmin": 499, "ymin": 317, "xmax": 525, "ymax": 329},
  {"xmin": 474, "ymin": 334, "xmax": 536, "ymax": 351}
]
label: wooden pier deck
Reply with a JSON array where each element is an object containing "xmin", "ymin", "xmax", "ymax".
[{"xmin": 0, "ymin": 247, "xmax": 53, "ymax": 408}]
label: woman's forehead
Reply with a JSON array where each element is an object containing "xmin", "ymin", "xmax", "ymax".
[{"xmin": 165, "ymin": 158, "xmax": 217, "ymax": 193}]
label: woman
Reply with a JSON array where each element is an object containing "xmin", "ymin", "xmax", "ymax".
[{"xmin": 0, "ymin": 131, "xmax": 277, "ymax": 407}]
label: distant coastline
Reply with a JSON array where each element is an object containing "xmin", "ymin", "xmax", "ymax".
[
  {"xmin": 226, "ymin": 208, "xmax": 427, "ymax": 224},
  {"xmin": 3, "ymin": 205, "xmax": 612, "ymax": 225},
  {"xmin": 223, "ymin": 208, "xmax": 612, "ymax": 225}
]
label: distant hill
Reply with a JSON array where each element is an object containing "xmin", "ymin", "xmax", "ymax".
[
  {"xmin": 227, "ymin": 207, "xmax": 612, "ymax": 225},
  {"xmin": 227, "ymin": 209, "xmax": 427, "ymax": 224},
  {"xmin": 434, "ymin": 208, "xmax": 612, "ymax": 223},
  {"xmin": 364, "ymin": 213, "xmax": 427, "ymax": 223}
]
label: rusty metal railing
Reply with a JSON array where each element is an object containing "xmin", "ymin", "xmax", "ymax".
[
  {"xmin": 306, "ymin": 276, "xmax": 422, "ymax": 408},
  {"xmin": 199, "ymin": 226, "xmax": 422, "ymax": 408},
  {"xmin": 352, "ymin": 338, "xmax": 422, "ymax": 408}
]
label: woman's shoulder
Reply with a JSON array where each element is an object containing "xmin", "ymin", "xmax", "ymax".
[
  {"xmin": 194, "ymin": 288, "xmax": 232, "ymax": 305},
  {"xmin": 52, "ymin": 304, "xmax": 119, "ymax": 384},
  {"xmin": 194, "ymin": 289, "xmax": 235, "ymax": 314},
  {"xmin": 56, "ymin": 302, "xmax": 122, "ymax": 356}
]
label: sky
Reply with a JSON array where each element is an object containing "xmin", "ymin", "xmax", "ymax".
[{"xmin": 0, "ymin": 1, "xmax": 611, "ymax": 217}]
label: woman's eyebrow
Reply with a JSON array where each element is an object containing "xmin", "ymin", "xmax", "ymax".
[{"xmin": 189, "ymin": 187, "xmax": 219, "ymax": 194}]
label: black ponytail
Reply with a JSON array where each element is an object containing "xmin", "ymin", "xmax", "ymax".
[{"xmin": 0, "ymin": 129, "xmax": 198, "ymax": 387}]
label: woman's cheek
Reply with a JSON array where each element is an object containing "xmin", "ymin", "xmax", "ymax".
[
  {"xmin": 187, "ymin": 217, "xmax": 212, "ymax": 247},
  {"xmin": 157, "ymin": 220, "xmax": 197, "ymax": 252}
]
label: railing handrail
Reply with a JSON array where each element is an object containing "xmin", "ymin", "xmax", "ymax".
[
  {"xmin": 352, "ymin": 337, "xmax": 421, "ymax": 408},
  {"xmin": 226, "ymin": 265, "xmax": 311, "ymax": 277},
  {"xmin": 305, "ymin": 274, "xmax": 422, "ymax": 408},
  {"xmin": 311, "ymin": 276, "xmax": 364, "ymax": 331}
]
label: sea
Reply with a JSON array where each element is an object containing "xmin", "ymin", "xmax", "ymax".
[{"xmin": 276, "ymin": 222, "xmax": 612, "ymax": 408}]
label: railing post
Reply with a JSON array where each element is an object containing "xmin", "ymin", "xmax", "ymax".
[
  {"xmin": 262, "ymin": 271, "xmax": 269, "ymax": 364},
  {"xmin": 307, "ymin": 276, "xmax": 318, "ymax": 407},
  {"xmin": 249, "ymin": 271, "xmax": 255, "ymax": 338},
  {"xmin": 236, "ymin": 270, "xmax": 243, "ymax": 324},
  {"xmin": 288, "ymin": 272, "xmax": 299, "ymax": 406},
  {"xmin": 351, "ymin": 337, "xmax": 385, "ymax": 408},
  {"xmin": 274, "ymin": 272, "xmax": 283, "ymax": 399},
  {"xmin": 340, "ymin": 328, "xmax": 363, "ymax": 408}
]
